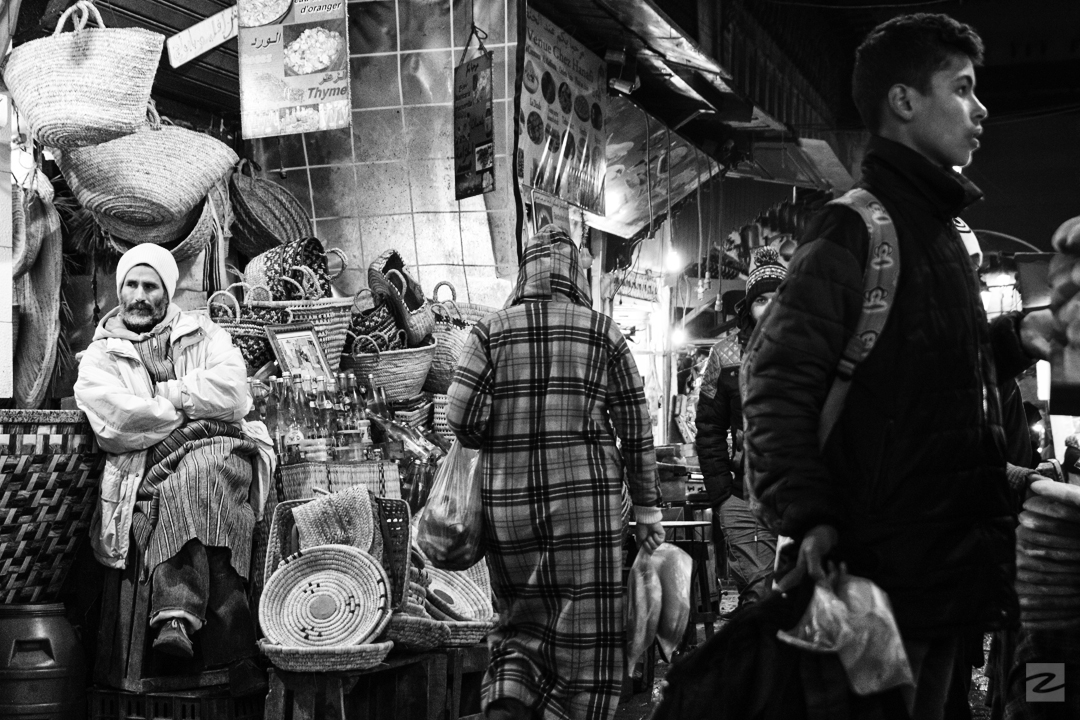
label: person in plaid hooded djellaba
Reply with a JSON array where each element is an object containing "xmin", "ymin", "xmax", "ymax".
[{"xmin": 447, "ymin": 225, "xmax": 665, "ymax": 720}]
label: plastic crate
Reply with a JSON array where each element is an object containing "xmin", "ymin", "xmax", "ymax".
[{"xmin": 88, "ymin": 686, "xmax": 263, "ymax": 720}]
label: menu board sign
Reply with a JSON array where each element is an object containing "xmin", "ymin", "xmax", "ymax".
[
  {"xmin": 518, "ymin": 8, "xmax": 607, "ymax": 215},
  {"xmin": 454, "ymin": 53, "xmax": 495, "ymax": 200},
  {"xmin": 237, "ymin": 0, "xmax": 351, "ymax": 139}
]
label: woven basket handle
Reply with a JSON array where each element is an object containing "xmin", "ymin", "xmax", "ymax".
[
  {"xmin": 246, "ymin": 284, "xmax": 274, "ymax": 303},
  {"xmin": 324, "ymin": 248, "xmax": 348, "ymax": 280},
  {"xmin": 145, "ymin": 100, "xmax": 163, "ymax": 131},
  {"xmin": 55, "ymin": 1, "xmax": 105, "ymax": 35},
  {"xmin": 431, "ymin": 301, "xmax": 465, "ymax": 325},
  {"xmin": 207, "ymin": 289, "xmax": 241, "ymax": 321},
  {"xmin": 226, "ymin": 263, "xmax": 246, "ymax": 282},
  {"xmin": 351, "ymin": 288, "xmax": 378, "ymax": 314},
  {"xmin": 288, "ymin": 265, "xmax": 322, "ymax": 299},
  {"xmin": 431, "ymin": 281, "xmax": 458, "ymax": 304},
  {"xmin": 347, "ymin": 331, "xmax": 384, "ymax": 361},
  {"xmin": 385, "ymin": 268, "xmax": 409, "ymax": 296}
]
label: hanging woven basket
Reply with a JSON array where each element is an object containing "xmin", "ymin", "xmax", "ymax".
[
  {"xmin": 229, "ymin": 159, "xmax": 313, "ymax": 258},
  {"xmin": 57, "ymin": 104, "xmax": 239, "ymax": 229},
  {"xmin": 2, "ymin": 1, "xmax": 164, "ymax": 149}
]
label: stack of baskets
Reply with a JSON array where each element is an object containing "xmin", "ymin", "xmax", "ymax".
[
  {"xmin": 258, "ymin": 497, "xmax": 395, "ymax": 672},
  {"xmin": 343, "ymin": 251, "xmax": 438, "ymax": 401},
  {"xmin": 233, "ymin": 239, "xmax": 353, "ymax": 373},
  {"xmin": 208, "ymin": 283, "xmax": 285, "ymax": 373}
]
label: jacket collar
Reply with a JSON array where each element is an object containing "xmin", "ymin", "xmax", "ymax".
[
  {"xmin": 95, "ymin": 304, "xmax": 202, "ymax": 358},
  {"xmin": 861, "ymin": 136, "xmax": 983, "ymax": 221}
]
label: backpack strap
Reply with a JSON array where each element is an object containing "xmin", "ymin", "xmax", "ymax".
[{"xmin": 818, "ymin": 188, "xmax": 900, "ymax": 450}]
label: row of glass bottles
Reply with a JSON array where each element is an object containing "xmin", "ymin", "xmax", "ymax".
[{"xmin": 250, "ymin": 371, "xmax": 372, "ymax": 465}]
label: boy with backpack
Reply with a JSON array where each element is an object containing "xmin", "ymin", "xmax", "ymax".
[{"xmin": 740, "ymin": 13, "xmax": 1054, "ymax": 718}]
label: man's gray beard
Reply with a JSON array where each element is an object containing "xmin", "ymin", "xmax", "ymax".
[{"xmin": 121, "ymin": 306, "xmax": 167, "ymax": 333}]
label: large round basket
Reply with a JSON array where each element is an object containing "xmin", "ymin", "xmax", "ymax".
[
  {"xmin": 426, "ymin": 567, "xmax": 495, "ymax": 622},
  {"xmin": 57, "ymin": 105, "xmax": 238, "ymax": 229},
  {"xmin": 343, "ymin": 334, "xmax": 437, "ymax": 402},
  {"xmin": 260, "ymin": 544, "xmax": 392, "ymax": 647},
  {"xmin": 2, "ymin": 1, "xmax": 164, "ymax": 149},
  {"xmin": 258, "ymin": 639, "xmax": 393, "ymax": 672},
  {"xmin": 0, "ymin": 410, "xmax": 104, "ymax": 604},
  {"xmin": 230, "ymin": 159, "xmax": 313, "ymax": 258}
]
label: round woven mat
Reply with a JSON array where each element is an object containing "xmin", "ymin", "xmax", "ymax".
[
  {"xmin": 426, "ymin": 567, "xmax": 494, "ymax": 622},
  {"xmin": 292, "ymin": 486, "xmax": 374, "ymax": 552},
  {"xmin": 258, "ymin": 639, "xmax": 393, "ymax": 673},
  {"xmin": 260, "ymin": 544, "xmax": 390, "ymax": 647}
]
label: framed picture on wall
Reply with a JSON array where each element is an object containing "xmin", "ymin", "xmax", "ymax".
[{"xmin": 265, "ymin": 323, "xmax": 334, "ymax": 380}]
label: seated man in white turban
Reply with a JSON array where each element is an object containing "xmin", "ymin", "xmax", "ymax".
[{"xmin": 75, "ymin": 244, "xmax": 272, "ymax": 667}]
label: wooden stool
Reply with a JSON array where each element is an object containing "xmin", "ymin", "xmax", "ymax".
[
  {"xmin": 443, "ymin": 645, "xmax": 490, "ymax": 720},
  {"xmin": 95, "ymin": 545, "xmax": 228, "ymax": 692},
  {"xmin": 264, "ymin": 653, "xmax": 448, "ymax": 720}
]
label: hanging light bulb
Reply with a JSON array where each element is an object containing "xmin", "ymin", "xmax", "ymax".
[
  {"xmin": 665, "ymin": 250, "xmax": 683, "ymax": 273},
  {"xmin": 672, "ymin": 326, "xmax": 688, "ymax": 347}
]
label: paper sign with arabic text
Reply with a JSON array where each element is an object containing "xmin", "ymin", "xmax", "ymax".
[
  {"xmin": 238, "ymin": 0, "xmax": 351, "ymax": 139},
  {"xmin": 454, "ymin": 53, "xmax": 495, "ymax": 200}
]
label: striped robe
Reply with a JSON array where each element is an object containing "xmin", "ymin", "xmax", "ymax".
[
  {"xmin": 447, "ymin": 226, "xmax": 662, "ymax": 720},
  {"xmin": 138, "ymin": 420, "xmax": 258, "ymax": 579}
]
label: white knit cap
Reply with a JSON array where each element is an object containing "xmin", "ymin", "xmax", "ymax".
[{"xmin": 115, "ymin": 244, "xmax": 179, "ymax": 301}]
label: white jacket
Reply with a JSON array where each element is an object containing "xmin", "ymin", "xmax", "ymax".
[{"xmin": 74, "ymin": 304, "xmax": 261, "ymax": 569}]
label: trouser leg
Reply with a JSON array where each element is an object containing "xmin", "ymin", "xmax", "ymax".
[
  {"xmin": 201, "ymin": 545, "xmax": 257, "ymax": 667},
  {"xmin": 150, "ymin": 539, "xmax": 209, "ymax": 631},
  {"xmin": 717, "ymin": 496, "xmax": 776, "ymax": 604}
]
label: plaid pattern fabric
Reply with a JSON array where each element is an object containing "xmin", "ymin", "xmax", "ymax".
[{"xmin": 447, "ymin": 226, "xmax": 660, "ymax": 720}]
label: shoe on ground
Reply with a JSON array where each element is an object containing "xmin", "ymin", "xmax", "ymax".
[{"xmin": 153, "ymin": 618, "xmax": 194, "ymax": 659}]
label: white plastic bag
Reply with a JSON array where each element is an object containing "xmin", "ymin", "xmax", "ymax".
[
  {"xmin": 776, "ymin": 571, "xmax": 914, "ymax": 695},
  {"xmin": 416, "ymin": 439, "xmax": 484, "ymax": 570},
  {"xmin": 625, "ymin": 546, "xmax": 662, "ymax": 671},
  {"xmin": 653, "ymin": 544, "xmax": 693, "ymax": 660}
]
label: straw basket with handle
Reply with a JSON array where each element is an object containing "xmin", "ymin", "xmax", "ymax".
[
  {"xmin": 343, "ymin": 332, "xmax": 437, "ymax": 402},
  {"xmin": 245, "ymin": 267, "xmax": 353, "ymax": 372},
  {"xmin": 208, "ymin": 284, "xmax": 286, "ymax": 373},
  {"xmin": 344, "ymin": 289, "xmax": 405, "ymax": 354},
  {"xmin": 423, "ymin": 302, "xmax": 471, "ymax": 394},
  {"xmin": 56, "ymin": 103, "xmax": 239, "ymax": 231},
  {"xmin": 429, "ymin": 280, "xmax": 498, "ymax": 326},
  {"xmin": 368, "ymin": 250, "xmax": 434, "ymax": 347},
  {"xmin": 2, "ymin": 0, "xmax": 164, "ymax": 149},
  {"xmin": 245, "ymin": 236, "xmax": 344, "ymax": 300},
  {"xmin": 229, "ymin": 158, "xmax": 314, "ymax": 258}
]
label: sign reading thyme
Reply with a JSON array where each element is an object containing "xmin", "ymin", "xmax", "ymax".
[
  {"xmin": 238, "ymin": 0, "xmax": 351, "ymax": 139},
  {"xmin": 454, "ymin": 53, "xmax": 495, "ymax": 200},
  {"xmin": 519, "ymin": 8, "xmax": 607, "ymax": 215}
]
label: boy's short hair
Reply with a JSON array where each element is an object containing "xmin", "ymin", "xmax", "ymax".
[{"xmin": 852, "ymin": 13, "xmax": 984, "ymax": 133}]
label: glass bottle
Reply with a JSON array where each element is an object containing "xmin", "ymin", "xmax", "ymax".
[{"xmin": 264, "ymin": 375, "xmax": 279, "ymax": 451}]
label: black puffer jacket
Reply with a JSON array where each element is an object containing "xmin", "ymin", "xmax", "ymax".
[
  {"xmin": 741, "ymin": 137, "xmax": 1031, "ymax": 639},
  {"xmin": 695, "ymin": 349, "xmax": 743, "ymax": 506}
]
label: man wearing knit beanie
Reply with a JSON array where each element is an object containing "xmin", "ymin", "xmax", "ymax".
[
  {"xmin": 75, "ymin": 245, "xmax": 267, "ymax": 682},
  {"xmin": 694, "ymin": 245, "xmax": 786, "ymax": 609}
]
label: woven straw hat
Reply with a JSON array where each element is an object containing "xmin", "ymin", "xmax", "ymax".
[
  {"xmin": 291, "ymin": 486, "xmax": 375, "ymax": 552},
  {"xmin": 425, "ymin": 566, "xmax": 495, "ymax": 622},
  {"xmin": 260, "ymin": 544, "xmax": 391, "ymax": 647}
]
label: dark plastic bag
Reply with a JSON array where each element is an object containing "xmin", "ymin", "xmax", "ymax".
[{"xmin": 416, "ymin": 439, "xmax": 484, "ymax": 570}]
